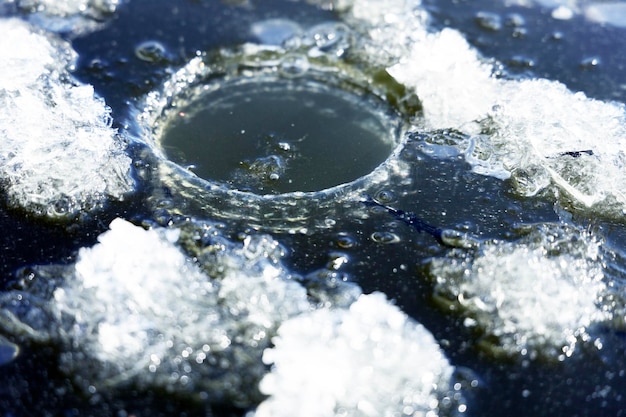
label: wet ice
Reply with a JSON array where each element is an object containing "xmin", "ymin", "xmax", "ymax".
[
  {"xmin": 0, "ymin": 18, "xmax": 133, "ymax": 218},
  {"xmin": 254, "ymin": 292, "xmax": 458, "ymax": 417},
  {"xmin": 429, "ymin": 224, "xmax": 608, "ymax": 359}
]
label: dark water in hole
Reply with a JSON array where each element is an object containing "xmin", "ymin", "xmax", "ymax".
[
  {"xmin": 0, "ymin": 0, "xmax": 626, "ymax": 416},
  {"xmin": 160, "ymin": 78, "xmax": 396, "ymax": 194}
]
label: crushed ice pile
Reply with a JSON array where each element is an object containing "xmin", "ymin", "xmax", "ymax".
[
  {"xmin": 0, "ymin": 18, "xmax": 132, "ymax": 218},
  {"xmin": 0, "ymin": 219, "xmax": 459, "ymax": 413},
  {"xmin": 254, "ymin": 292, "xmax": 457, "ymax": 417},
  {"xmin": 429, "ymin": 224, "xmax": 609, "ymax": 359},
  {"xmin": 342, "ymin": 0, "xmax": 626, "ymax": 216},
  {"xmin": 0, "ymin": 219, "xmax": 309, "ymax": 405}
]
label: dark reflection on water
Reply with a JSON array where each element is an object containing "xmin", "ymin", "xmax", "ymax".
[
  {"xmin": 1, "ymin": 0, "xmax": 626, "ymax": 416},
  {"xmin": 159, "ymin": 77, "xmax": 397, "ymax": 194}
]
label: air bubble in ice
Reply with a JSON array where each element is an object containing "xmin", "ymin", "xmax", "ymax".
[
  {"xmin": 279, "ymin": 54, "xmax": 310, "ymax": 77},
  {"xmin": 475, "ymin": 11, "xmax": 502, "ymax": 31},
  {"xmin": 371, "ymin": 231, "xmax": 400, "ymax": 244},
  {"xmin": 135, "ymin": 40, "xmax": 169, "ymax": 63},
  {"xmin": 579, "ymin": 56, "xmax": 601, "ymax": 70},
  {"xmin": 305, "ymin": 22, "xmax": 351, "ymax": 58}
]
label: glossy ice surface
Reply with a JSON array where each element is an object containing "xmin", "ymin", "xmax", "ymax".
[{"xmin": 1, "ymin": 1, "xmax": 626, "ymax": 416}]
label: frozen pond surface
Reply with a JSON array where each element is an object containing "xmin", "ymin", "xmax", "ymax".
[{"xmin": 1, "ymin": 0, "xmax": 626, "ymax": 416}]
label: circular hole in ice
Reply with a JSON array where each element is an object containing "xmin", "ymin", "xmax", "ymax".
[{"xmin": 157, "ymin": 76, "xmax": 400, "ymax": 195}]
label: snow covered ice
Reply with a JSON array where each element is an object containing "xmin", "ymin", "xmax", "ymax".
[
  {"xmin": 0, "ymin": 18, "xmax": 133, "ymax": 219},
  {"xmin": 1, "ymin": 0, "xmax": 626, "ymax": 415},
  {"xmin": 0, "ymin": 218, "xmax": 462, "ymax": 414},
  {"xmin": 0, "ymin": 218, "xmax": 311, "ymax": 405},
  {"xmin": 254, "ymin": 292, "xmax": 458, "ymax": 417},
  {"xmin": 342, "ymin": 0, "xmax": 626, "ymax": 217},
  {"xmin": 429, "ymin": 224, "xmax": 609, "ymax": 359}
]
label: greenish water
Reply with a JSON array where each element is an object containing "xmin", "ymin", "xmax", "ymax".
[{"xmin": 159, "ymin": 78, "xmax": 397, "ymax": 194}]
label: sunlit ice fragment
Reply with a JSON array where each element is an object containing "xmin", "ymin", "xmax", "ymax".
[
  {"xmin": 0, "ymin": 218, "xmax": 310, "ymax": 406},
  {"xmin": 0, "ymin": 18, "xmax": 133, "ymax": 219},
  {"xmin": 430, "ymin": 223, "xmax": 609, "ymax": 360},
  {"xmin": 477, "ymin": 79, "xmax": 626, "ymax": 213},
  {"xmin": 255, "ymin": 292, "xmax": 461, "ymax": 417},
  {"xmin": 387, "ymin": 28, "xmax": 498, "ymax": 131},
  {"xmin": 375, "ymin": 2, "xmax": 626, "ymax": 215}
]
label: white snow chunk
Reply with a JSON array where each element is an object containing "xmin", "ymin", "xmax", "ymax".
[
  {"xmin": 1, "ymin": 219, "xmax": 310, "ymax": 405},
  {"xmin": 254, "ymin": 292, "xmax": 456, "ymax": 417},
  {"xmin": 430, "ymin": 224, "xmax": 608, "ymax": 359},
  {"xmin": 0, "ymin": 19, "xmax": 133, "ymax": 218}
]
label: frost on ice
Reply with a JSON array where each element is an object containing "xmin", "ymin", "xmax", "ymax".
[
  {"xmin": 254, "ymin": 292, "xmax": 458, "ymax": 417},
  {"xmin": 0, "ymin": 19, "xmax": 133, "ymax": 218},
  {"xmin": 0, "ymin": 218, "xmax": 460, "ymax": 414},
  {"xmin": 0, "ymin": 218, "xmax": 309, "ymax": 406},
  {"xmin": 342, "ymin": 0, "xmax": 626, "ymax": 217},
  {"xmin": 429, "ymin": 224, "xmax": 608, "ymax": 359}
]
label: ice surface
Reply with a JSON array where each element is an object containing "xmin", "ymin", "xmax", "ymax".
[
  {"xmin": 0, "ymin": 19, "xmax": 133, "ymax": 218},
  {"xmin": 0, "ymin": 218, "xmax": 310, "ymax": 405},
  {"xmin": 0, "ymin": 217, "xmax": 460, "ymax": 411},
  {"xmin": 429, "ymin": 224, "xmax": 608, "ymax": 359},
  {"xmin": 342, "ymin": 0, "xmax": 626, "ymax": 216},
  {"xmin": 254, "ymin": 292, "xmax": 457, "ymax": 417}
]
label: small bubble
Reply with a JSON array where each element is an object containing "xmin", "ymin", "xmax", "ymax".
[
  {"xmin": 370, "ymin": 231, "xmax": 400, "ymax": 244},
  {"xmin": 508, "ymin": 55, "xmax": 535, "ymax": 68},
  {"xmin": 135, "ymin": 40, "xmax": 168, "ymax": 63},
  {"xmin": 305, "ymin": 22, "xmax": 351, "ymax": 58},
  {"xmin": 580, "ymin": 57, "xmax": 601, "ymax": 70},
  {"xmin": 552, "ymin": 5, "xmax": 574, "ymax": 20},
  {"xmin": 336, "ymin": 233, "xmax": 356, "ymax": 249},
  {"xmin": 375, "ymin": 190, "xmax": 396, "ymax": 203},
  {"xmin": 551, "ymin": 31, "xmax": 564, "ymax": 40},
  {"xmin": 279, "ymin": 54, "xmax": 310, "ymax": 77},
  {"xmin": 505, "ymin": 13, "xmax": 525, "ymax": 27},
  {"xmin": 511, "ymin": 27, "xmax": 527, "ymax": 38},
  {"xmin": 475, "ymin": 11, "xmax": 502, "ymax": 31}
]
